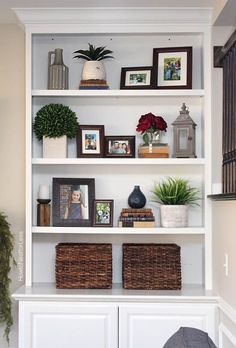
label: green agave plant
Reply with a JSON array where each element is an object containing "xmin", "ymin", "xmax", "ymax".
[
  {"xmin": 33, "ymin": 103, "xmax": 79, "ymax": 141},
  {"xmin": 152, "ymin": 177, "xmax": 199, "ymax": 206},
  {"xmin": 0, "ymin": 212, "xmax": 16, "ymax": 344},
  {"xmin": 73, "ymin": 43, "xmax": 114, "ymax": 61}
]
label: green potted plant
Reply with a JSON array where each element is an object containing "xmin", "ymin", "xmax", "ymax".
[
  {"xmin": 0, "ymin": 212, "xmax": 16, "ymax": 344},
  {"xmin": 151, "ymin": 177, "xmax": 199, "ymax": 227},
  {"xmin": 73, "ymin": 43, "xmax": 114, "ymax": 81},
  {"xmin": 33, "ymin": 103, "xmax": 79, "ymax": 158}
]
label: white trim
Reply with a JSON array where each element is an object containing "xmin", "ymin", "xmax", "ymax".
[
  {"xmin": 203, "ymin": 27, "xmax": 213, "ymax": 290},
  {"xmin": 219, "ymin": 298, "xmax": 236, "ymax": 325},
  {"xmin": 12, "ymin": 283, "xmax": 219, "ymax": 303},
  {"xmin": 219, "ymin": 323, "xmax": 236, "ymax": 348},
  {"xmin": 25, "ymin": 28, "xmax": 32, "ymax": 287},
  {"xmin": 13, "ymin": 8, "xmax": 212, "ymax": 27},
  {"xmin": 32, "ymin": 158, "xmax": 206, "ymax": 165},
  {"xmin": 31, "ymin": 226, "xmax": 205, "ymax": 235},
  {"xmin": 32, "ymin": 89, "xmax": 205, "ymax": 97}
]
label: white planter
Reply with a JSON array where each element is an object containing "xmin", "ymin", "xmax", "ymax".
[
  {"xmin": 160, "ymin": 205, "xmax": 188, "ymax": 228},
  {"xmin": 43, "ymin": 135, "xmax": 67, "ymax": 158},
  {"xmin": 81, "ymin": 61, "xmax": 106, "ymax": 80}
]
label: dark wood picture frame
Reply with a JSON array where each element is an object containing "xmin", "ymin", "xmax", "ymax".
[
  {"xmin": 77, "ymin": 125, "xmax": 104, "ymax": 158},
  {"xmin": 120, "ymin": 66, "xmax": 154, "ymax": 89},
  {"xmin": 52, "ymin": 177, "xmax": 95, "ymax": 227},
  {"xmin": 92, "ymin": 199, "xmax": 114, "ymax": 227},
  {"xmin": 104, "ymin": 136, "xmax": 135, "ymax": 158},
  {"xmin": 153, "ymin": 47, "xmax": 192, "ymax": 89}
]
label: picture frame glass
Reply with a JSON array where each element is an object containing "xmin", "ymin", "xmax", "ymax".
[
  {"xmin": 158, "ymin": 51, "xmax": 187, "ymax": 87},
  {"xmin": 60, "ymin": 184, "xmax": 89, "ymax": 220},
  {"xmin": 125, "ymin": 70, "xmax": 151, "ymax": 87},
  {"xmin": 94, "ymin": 201, "xmax": 113, "ymax": 226},
  {"xmin": 82, "ymin": 129, "xmax": 100, "ymax": 154},
  {"xmin": 108, "ymin": 140, "xmax": 130, "ymax": 155}
]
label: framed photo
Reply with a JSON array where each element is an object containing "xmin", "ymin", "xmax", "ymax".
[
  {"xmin": 104, "ymin": 136, "xmax": 135, "ymax": 158},
  {"xmin": 120, "ymin": 66, "xmax": 154, "ymax": 89},
  {"xmin": 153, "ymin": 47, "xmax": 192, "ymax": 89},
  {"xmin": 52, "ymin": 178, "xmax": 95, "ymax": 227},
  {"xmin": 77, "ymin": 125, "xmax": 104, "ymax": 157},
  {"xmin": 92, "ymin": 199, "xmax": 114, "ymax": 227}
]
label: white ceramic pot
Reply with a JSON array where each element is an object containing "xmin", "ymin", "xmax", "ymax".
[
  {"xmin": 81, "ymin": 61, "xmax": 106, "ymax": 80},
  {"xmin": 160, "ymin": 205, "xmax": 188, "ymax": 228},
  {"xmin": 43, "ymin": 135, "xmax": 67, "ymax": 158}
]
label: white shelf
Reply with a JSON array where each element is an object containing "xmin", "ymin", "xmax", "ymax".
[
  {"xmin": 32, "ymin": 158, "xmax": 205, "ymax": 165},
  {"xmin": 32, "ymin": 226, "xmax": 205, "ymax": 235},
  {"xmin": 32, "ymin": 89, "xmax": 205, "ymax": 98},
  {"xmin": 12, "ymin": 283, "xmax": 218, "ymax": 303}
]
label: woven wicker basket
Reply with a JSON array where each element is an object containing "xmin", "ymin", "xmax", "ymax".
[
  {"xmin": 122, "ymin": 243, "xmax": 181, "ymax": 290},
  {"xmin": 55, "ymin": 243, "xmax": 112, "ymax": 289}
]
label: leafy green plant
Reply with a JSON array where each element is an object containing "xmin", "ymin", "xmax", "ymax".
[
  {"xmin": 0, "ymin": 212, "xmax": 16, "ymax": 344},
  {"xmin": 152, "ymin": 177, "xmax": 199, "ymax": 206},
  {"xmin": 33, "ymin": 103, "xmax": 79, "ymax": 141},
  {"xmin": 73, "ymin": 43, "xmax": 114, "ymax": 61}
]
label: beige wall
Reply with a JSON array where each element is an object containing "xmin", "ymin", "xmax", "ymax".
[
  {"xmin": 212, "ymin": 26, "xmax": 236, "ymax": 341},
  {"xmin": 0, "ymin": 24, "xmax": 25, "ymax": 348}
]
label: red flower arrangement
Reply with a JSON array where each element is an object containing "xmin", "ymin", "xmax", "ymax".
[{"xmin": 136, "ymin": 112, "xmax": 167, "ymax": 145}]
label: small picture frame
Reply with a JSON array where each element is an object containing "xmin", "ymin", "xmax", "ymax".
[
  {"xmin": 77, "ymin": 125, "xmax": 104, "ymax": 157},
  {"xmin": 120, "ymin": 66, "xmax": 154, "ymax": 89},
  {"xmin": 153, "ymin": 47, "xmax": 192, "ymax": 89},
  {"xmin": 52, "ymin": 178, "xmax": 95, "ymax": 227},
  {"xmin": 92, "ymin": 199, "xmax": 114, "ymax": 227},
  {"xmin": 104, "ymin": 136, "xmax": 135, "ymax": 158}
]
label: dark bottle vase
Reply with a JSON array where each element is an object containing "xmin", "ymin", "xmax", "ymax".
[{"xmin": 128, "ymin": 186, "xmax": 146, "ymax": 209}]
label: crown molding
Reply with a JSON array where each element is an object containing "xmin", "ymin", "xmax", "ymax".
[{"xmin": 13, "ymin": 7, "xmax": 212, "ymax": 27}]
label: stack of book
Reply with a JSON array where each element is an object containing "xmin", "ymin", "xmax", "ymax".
[
  {"xmin": 118, "ymin": 208, "xmax": 155, "ymax": 228},
  {"xmin": 79, "ymin": 79, "xmax": 109, "ymax": 90}
]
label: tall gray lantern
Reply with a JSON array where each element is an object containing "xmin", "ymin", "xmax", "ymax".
[{"xmin": 172, "ymin": 103, "xmax": 197, "ymax": 158}]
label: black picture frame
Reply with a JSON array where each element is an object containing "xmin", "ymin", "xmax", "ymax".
[
  {"xmin": 77, "ymin": 125, "xmax": 104, "ymax": 158},
  {"xmin": 52, "ymin": 178, "xmax": 95, "ymax": 227},
  {"xmin": 92, "ymin": 199, "xmax": 114, "ymax": 227},
  {"xmin": 120, "ymin": 66, "xmax": 154, "ymax": 89},
  {"xmin": 152, "ymin": 46, "xmax": 192, "ymax": 89},
  {"xmin": 104, "ymin": 136, "xmax": 135, "ymax": 158}
]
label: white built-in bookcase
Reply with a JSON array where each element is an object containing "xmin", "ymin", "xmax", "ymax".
[{"xmin": 15, "ymin": 8, "xmax": 213, "ymax": 293}]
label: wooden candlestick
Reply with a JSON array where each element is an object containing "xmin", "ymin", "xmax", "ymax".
[{"xmin": 37, "ymin": 199, "xmax": 51, "ymax": 226}]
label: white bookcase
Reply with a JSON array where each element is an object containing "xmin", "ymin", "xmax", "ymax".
[{"xmin": 13, "ymin": 8, "xmax": 218, "ymax": 348}]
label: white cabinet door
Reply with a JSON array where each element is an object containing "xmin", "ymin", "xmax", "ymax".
[
  {"xmin": 19, "ymin": 301, "xmax": 118, "ymax": 348},
  {"xmin": 119, "ymin": 303, "xmax": 217, "ymax": 348}
]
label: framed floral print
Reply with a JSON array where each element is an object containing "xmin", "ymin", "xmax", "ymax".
[{"xmin": 92, "ymin": 199, "xmax": 114, "ymax": 227}]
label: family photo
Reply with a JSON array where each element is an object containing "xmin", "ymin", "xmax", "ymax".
[
  {"xmin": 84, "ymin": 133, "xmax": 97, "ymax": 150},
  {"xmin": 164, "ymin": 57, "xmax": 181, "ymax": 81},
  {"xmin": 108, "ymin": 140, "xmax": 131, "ymax": 154},
  {"xmin": 60, "ymin": 184, "xmax": 89, "ymax": 220}
]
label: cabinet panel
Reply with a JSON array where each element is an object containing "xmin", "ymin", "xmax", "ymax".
[
  {"xmin": 119, "ymin": 303, "xmax": 217, "ymax": 348},
  {"xmin": 19, "ymin": 301, "xmax": 118, "ymax": 348}
]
